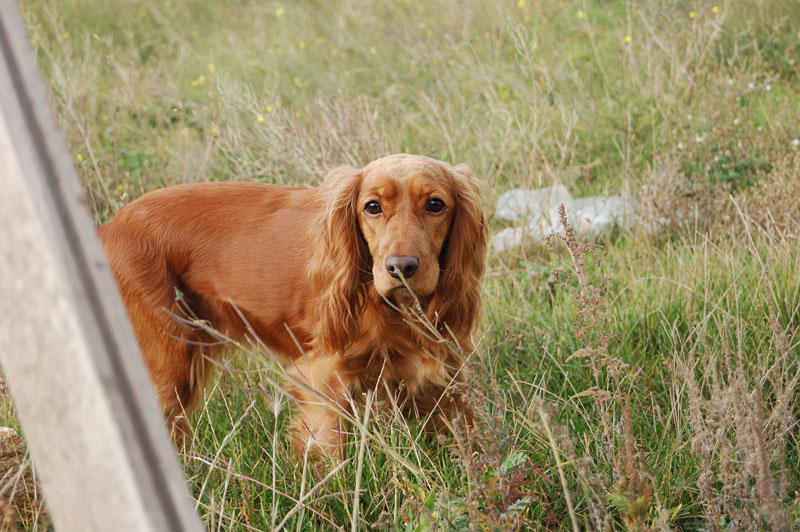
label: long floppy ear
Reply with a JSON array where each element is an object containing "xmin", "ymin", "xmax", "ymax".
[
  {"xmin": 428, "ymin": 164, "xmax": 488, "ymax": 348},
  {"xmin": 307, "ymin": 165, "xmax": 369, "ymax": 354}
]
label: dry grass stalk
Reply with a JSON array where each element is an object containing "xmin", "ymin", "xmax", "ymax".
[{"xmin": 547, "ymin": 204, "xmax": 654, "ymax": 530}]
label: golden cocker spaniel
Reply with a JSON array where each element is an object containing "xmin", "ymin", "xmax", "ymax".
[{"xmin": 99, "ymin": 154, "xmax": 488, "ymax": 453}]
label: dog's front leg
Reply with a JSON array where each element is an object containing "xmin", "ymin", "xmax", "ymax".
[
  {"xmin": 404, "ymin": 371, "xmax": 475, "ymax": 432},
  {"xmin": 285, "ymin": 353, "xmax": 351, "ymax": 457}
]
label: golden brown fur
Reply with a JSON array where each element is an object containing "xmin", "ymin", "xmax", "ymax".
[{"xmin": 99, "ymin": 154, "xmax": 487, "ymax": 453}]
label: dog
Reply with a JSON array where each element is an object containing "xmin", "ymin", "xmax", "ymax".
[{"xmin": 99, "ymin": 154, "xmax": 487, "ymax": 454}]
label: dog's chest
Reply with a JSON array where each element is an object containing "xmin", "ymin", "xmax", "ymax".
[{"xmin": 344, "ymin": 344, "xmax": 449, "ymax": 398}]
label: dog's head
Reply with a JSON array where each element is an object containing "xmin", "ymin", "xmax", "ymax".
[{"xmin": 309, "ymin": 154, "xmax": 488, "ymax": 353}]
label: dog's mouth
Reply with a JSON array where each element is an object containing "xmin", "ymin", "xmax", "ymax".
[
  {"xmin": 373, "ymin": 283, "xmax": 411, "ymax": 301},
  {"xmin": 389, "ymin": 284, "xmax": 415, "ymax": 300},
  {"xmin": 381, "ymin": 283, "xmax": 435, "ymax": 311},
  {"xmin": 373, "ymin": 263, "xmax": 437, "ymax": 302}
]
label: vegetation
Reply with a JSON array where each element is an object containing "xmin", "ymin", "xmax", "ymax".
[{"xmin": 4, "ymin": 0, "xmax": 799, "ymax": 529}]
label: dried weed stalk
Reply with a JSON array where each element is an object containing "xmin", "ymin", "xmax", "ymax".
[
  {"xmin": 547, "ymin": 204, "xmax": 654, "ymax": 531},
  {"xmin": 678, "ymin": 287, "xmax": 797, "ymax": 531}
]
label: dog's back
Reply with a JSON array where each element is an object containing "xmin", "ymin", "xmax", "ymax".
[{"xmin": 99, "ymin": 182, "xmax": 319, "ymax": 429}]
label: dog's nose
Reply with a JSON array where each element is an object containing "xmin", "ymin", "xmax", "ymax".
[{"xmin": 386, "ymin": 255, "xmax": 419, "ymax": 279}]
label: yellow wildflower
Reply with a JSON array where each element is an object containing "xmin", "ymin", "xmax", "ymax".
[
  {"xmin": 623, "ymin": 35, "xmax": 631, "ymax": 44},
  {"xmin": 712, "ymin": 6, "xmax": 720, "ymax": 14},
  {"xmin": 689, "ymin": 11, "xmax": 696, "ymax": 18},
  {"xmin": 207, "ymin": 63, "xmax": 216, "ymax": 73},
  {"xmin": 298, "ymin": 41, "xmax": 306, "ymax": 49},
  {"xmin": 577, "ymin": 10, "xmax": 585, "ymax": 19},
  {"xmin": 257, "ymin": 115, "xmax": 264, "ymax": 123},
  {"xmin": 275, "ymin": 7, "xmax": 285, "ymax": 16},
  {"xmin": 518, "ymin": 0, "xmax": 525, "ymax": 8}
]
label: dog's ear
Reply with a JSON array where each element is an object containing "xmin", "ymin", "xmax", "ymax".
[
  {"xmin": 428, "ymin": 164, "xmax": 487, "ymax": 347},
  {"xmin": 308, "ymin": 165, "xmax": 368, "ymax": 354}
]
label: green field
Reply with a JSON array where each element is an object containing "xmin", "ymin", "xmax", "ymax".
[{"xmin": 6, "ymin": 0, "xmax": 800, "ymax": 530}]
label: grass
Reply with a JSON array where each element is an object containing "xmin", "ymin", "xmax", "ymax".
[{"xmin": 3, "ymin": 0, "xmax": 800, "ymax": 530}]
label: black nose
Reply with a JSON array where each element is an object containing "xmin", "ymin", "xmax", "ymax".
[{"xmin": 386, "ymin": 255, "xmax": 419, "ymax": 279}]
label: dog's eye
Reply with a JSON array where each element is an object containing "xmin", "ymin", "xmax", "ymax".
[
  {"xmin": 364, "ymin": 200, "xmax": 382, "ymax": 215},
  {"xmin": 426, "ymin": 198, "xmax": 446, "ymax": 214}
]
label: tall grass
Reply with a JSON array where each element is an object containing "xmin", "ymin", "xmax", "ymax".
[{"xmin": 2, "ymin": 0, "xmax": 799, "ymax": 530}]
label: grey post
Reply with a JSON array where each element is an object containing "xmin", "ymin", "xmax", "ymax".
[{"xmin": 0, "ymin": 1, "xmax": 206, "ymax": 530}]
